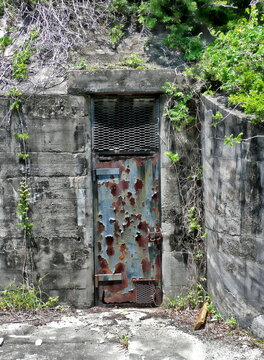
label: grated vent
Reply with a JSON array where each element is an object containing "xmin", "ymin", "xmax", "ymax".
[
  {"xmin": 92, "ymin": 96, "xmax": 159, "ymax": 154},
  {"xmin": 135, "ymin": 281, "xmax": 156, "ymax": 304}
]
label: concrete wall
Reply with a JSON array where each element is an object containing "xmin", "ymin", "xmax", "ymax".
[
  {"xmin": 201, "ymin": 95, "xmax": 264, "ymax": 329},
  {"xmin": 160, "ymin": 104, "xmax": 199, "ymax": 297},
  {"xmin": 0, "ymin": 94, "xmax": 94, "ymax": 306},
  {"xmin": 0, "ymin": 70, "xmax": 197, "ymax": 306}
]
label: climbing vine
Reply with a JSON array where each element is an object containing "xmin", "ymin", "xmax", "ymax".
[
  {"xmin": 5, "ymin": 86, "xmax": 35, "ymax": 287},
  {"xmin": 164, "ymin": 80, "xmax": 206, "ymax": 275}
]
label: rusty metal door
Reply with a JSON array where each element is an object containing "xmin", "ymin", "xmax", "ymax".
[
  {"xmin": 94, "ymin": 155, "xmax": 162, "ymax": 304},
  {"xmin": 92, "ymin": 95, "xmax": 162, "ymax": 305}
]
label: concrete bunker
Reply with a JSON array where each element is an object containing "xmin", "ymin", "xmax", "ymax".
[
  {"xmin": 1, "ymin": 69, "xmax": 264, "ymax": 335},
  {"xmin": 0, "ymin": 69, "xmax": 196, "ymax": 308}
]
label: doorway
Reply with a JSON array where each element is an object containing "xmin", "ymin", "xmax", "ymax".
[{"xmin": 92, "ymin": 95, "xmax": 162, "ymax": 305}]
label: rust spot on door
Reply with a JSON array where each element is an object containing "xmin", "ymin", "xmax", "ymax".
[
  {"xmin": 98, "ymin": 256, "xmax": 112, "ymax": 274},
  {"xmin": 134, "ymin": 179, "xmax": 143, "ymax": 191},
  {"xmin": 105, "ymin": 236, "xmax": 115, "ymax": 256},
  {"xmin": 142, "ymin": 258, "xmax": 151, "ymax": 273},
  {"xmin": 97, "ymin": 221, "xmax": 105, "ymax": 234},
  {"xmin": 130, "ymin": 197, "xmax": 136, "ymax": 206},
  {"xmin": 138, "ymin": 221, "xmax": 149, "ymax": 233},
  {"xmin": 110, "ymin": 180, "xmax": 129, "ymax": 197},
  {"xmin": 114, "ymin": 220, "xmax": 121, "ymax": 233},
  {"xmin": 119, "ymin": 243, "xmax": 127, "ymax": 260},
  {"xmin": 152, "ymin": 192, "xmax": 159, "ymax": 202},
  {"xmin": 135, "ymin": 233, "xmax": 149, "ymax": 247}
]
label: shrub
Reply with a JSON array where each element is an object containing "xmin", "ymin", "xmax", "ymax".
[{"xmin": 189, "ymin": 7, "xmax": 264, "ymax": 120}]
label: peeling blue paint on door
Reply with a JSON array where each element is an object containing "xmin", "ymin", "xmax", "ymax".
[{"xmin": 94, "ymin": 155, "xmax": 162, "ymax": 304}]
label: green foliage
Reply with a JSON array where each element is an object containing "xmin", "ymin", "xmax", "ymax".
[
  {"xmin": 165, "ymin": 151, "xmax": 180, "ymax": 163},
  {"xmin": 0, "ymin": 35, "xmax": 12, "ymax": 50},
  {"xmin": 74, "ymin": 54, "xmax": 154, "ymax": 71},
  {"xmin": 109, "ymin": 24, "xmax": 124, "ymax": 46},
  {"xmin": 75, "ymin": 59, "xmax": 88, "ymax": 70},
  {"xmin": 17, "ymin": 153, "xmax": 30, "ymax": 160},
  {"xmin": 111, "ymin": 0, "xmax": 138, "ymax": 15},
  {"xmin": 211, "ymin": 111, "xmax": 223, "ymax": 128},
  {"xmin": 134, "ymin": 0, "xmax": 251, "ymax": 60},
  {"xmin": 120, "ymin": 334, "xmax": 129, "ymax": 349},
  {"xmin": 212, "ymin": 111, "xmax": 223, "ymax": 121},
  {"xmin": 13, "ymin": 132, "xmax": 30, "ymax": 140},
  {"xmin": 224, "ymin": 132, "xmax": 243, "ymax": 146},
  {"xmin": 225, "ymin": 317, "xmax": 237, "ymax": 328},
  {"xmin": 0, "ymin": 282, "xmax": 59, "ymax": 312},
  {"xmin": 187, "ymin": 207, "xmax": 202, "ymax": 233},
  {"xmin": 191, "ymin": 7, "xmax": 264, "ymax": 120},
  {"xmin": 16, "ymin": 179, "xmax": 34, "ymax": 236},
  {"xmin": 117, "ymin": 53, "xmax": 148, "ymax": 69},
  {"xmin": 207, "ymin": 303, "xmax": 223, "ymax": 321},
  {"xmin": 10, "ymin": 28, "xmax": 39, "ymax": 81},
  {"xmin": 162, "ymin": 82, "xmax": 195, "ymax": 131},
  {"xmin": 187, "ymin": 166, "xmax": 203, "ymax": 181},
  {"xmin": 165, "ymin": 279, "xmax": 208, "ymax": 310},
  {"xmin": 6, "ymin": 87, "xmax": 22, "ymax": 111},
  {"xmin": 12, "ymin": 43, "xmax": 32, "ymax": 80}
]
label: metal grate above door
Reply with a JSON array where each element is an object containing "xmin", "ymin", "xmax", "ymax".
[{"xmin": 92, "ymin": 96, "xmax": 159, "ymax": 154}]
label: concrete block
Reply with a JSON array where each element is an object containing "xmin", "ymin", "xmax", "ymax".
[
  {"xmin": 68, "ymin": 69, "xmax": 184, "ymax": 95},
  {"xmin": 251, "ymin": 315, "xmax": 264, "ymax": 339}
]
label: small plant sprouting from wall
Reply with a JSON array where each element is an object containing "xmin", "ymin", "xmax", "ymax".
[
  {"xmin": 165, "ymin": 151, "xmax": 180, "ymax": 163},
  {"xmin": 6, "ymin": 87, "xmax": 22, "ymax": 111}
]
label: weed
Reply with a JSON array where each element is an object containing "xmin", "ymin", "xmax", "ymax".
[
  {"xmin": 164, "ymin": 279, "xmax": 207, "ymax": 310},
  {"xmin": 12, "ymin": 43, "xmax": 32, "ymax": 80},
  {"xmin": 224, "ymin": 132, "xmax": 243, "ymax": 147},
  {"xmin": 109, "ymin": 24, "xmax": 124, "ymax": 46},
  {"xmin": 207, "ymin": 303, "xmax": 223, "ymax": 321},
  {"xmin": 13, "ymin": 132, "xmax": 30, "ymax": 140},
  {"xmin": 165, "ymin": 151, "xmax": 180, "ymax": 163},
  {"xmin": 119, "ymin": 334, "xmax": 129, "ymax": 350},
  {"xmin": 225, "ymin": 317, "xmax": 237, "ymax": 329},
  {"xmin": 5, "ymin": 87, "xmax": 22, "ymax": 111},
  {"xmin": 17, "ymin": 153, "xmax": 30, "ymax": 160},
  {"xmin": 0, "ymin": 282, "xmax": 59, "ymax": 312},
  {"xmin": 0, "ymin": 35, "xmax": 12, "ymax": 50},
  {"xmin": 211, "ymin": 111, "xmax": 223, "ymax": 128},
  {"xmin": 117, "ymin": 53, "xmax": 147, "ymax": 69},
  {"xmin": 187, "ymin": 207, "xmax": 202, "ymax": 233},
  {"xmin": 75, "ymin": 59, "xmax": 88, "ymax": 70}
]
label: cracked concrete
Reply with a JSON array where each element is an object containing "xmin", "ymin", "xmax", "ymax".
[{"xmin": 0, "ymin": 308, "xmax": 263, "ymax": 360}]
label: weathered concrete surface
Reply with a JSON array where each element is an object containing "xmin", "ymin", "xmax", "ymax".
[
  {"xmin": 68, "ymin": 69, "xmax": 184, "ymax": 94},
  {"xmin": 160, "ymin": 96, "xmax": 198, "ymax": 297},
  {"xmin": 201, "ymin": 95, "xmax": 264, "ymax": 330},
  {"xmin": 252, "ymin": 315, "xmax": 264, "ymax": 339},
  {"xmin": 0, "ymin": 308, "xmax": 262, "ymax": 360},
  {"xmin": 0, "ymin": 94, "xmax": 94, "ymax": 307}
]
